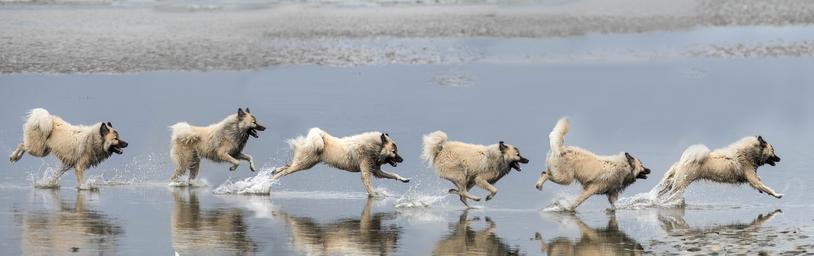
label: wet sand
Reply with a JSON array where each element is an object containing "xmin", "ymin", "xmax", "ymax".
[{"xmin": 3, "ymin": 0, "xmax": 814, "ymax": 73}]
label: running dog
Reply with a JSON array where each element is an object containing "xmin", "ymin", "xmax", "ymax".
[
  {"xmin": 9, "ymin": 108, "xmax": 128, "ymax": 189},
  {"xmin": 656, "ymin": 136, "xmax": 782, "ymax": 200},
  {"xmin": 422, "ymin": 131, "xmax": 529, "ymax": 207},
  {"xmin": 535, "ymin": 118, "xmax": 651, "ymax": 211},
  {"xmin": 169, "ymin": 108, "xmax": 265, "ymax": 183},
  {"xmin": 271, "ymin": 128, "xmax": 409, "ymax": 196}
]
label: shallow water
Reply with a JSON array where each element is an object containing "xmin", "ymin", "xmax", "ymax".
[{"xmin": 2, "ymin": 17, "xmax": 814, "ymax": 254}]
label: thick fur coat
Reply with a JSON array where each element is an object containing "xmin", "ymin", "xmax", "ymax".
[
  {"xmin": 422, "ymin": 131, "xmax": 529, "ymax": 207},
  {"xmin": 9, "ymin": 108, "xmax": 128, "ymax": 189},
  {"xmin": 656, "ymin": 136, "xmax": 782, "ymax": 199},
  {"xmin": 271, "ymin": 128, "xmax": 409, "ymax": 195},
  {"xmin": 169, "ymin": 108, "xmax": 265, "ymax": 182},
  {"xmin": 535, "ymin": 118, "xmax": 650, "ymax": 211}
]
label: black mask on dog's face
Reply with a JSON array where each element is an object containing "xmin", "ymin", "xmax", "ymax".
[
  {"xmin": 757, "ymin": 136, "xmax": 781, "ymax": 166},
  {"xmin": 500, "ymin": 141, "xmax": 529, "ymax": 172},
  {"xmin": 381, "ymin": 133, "xmax": 403, "ymax": 167},
  {"xmin": 626, "ymin": 152, "xmax": 650, "ymax": 179}
]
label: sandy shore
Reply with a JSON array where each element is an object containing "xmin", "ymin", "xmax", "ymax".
[{"xmin": 2, "ymin": 0, "xmax": 814, "ymax": 73}]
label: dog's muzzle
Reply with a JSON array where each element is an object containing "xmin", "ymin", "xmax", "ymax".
[
  {"xmin": 248, "ymin": 124, "xmax": 265, "ymax": 138},
  {"xmin": 636, "ymin": 168, "xmax": 650, "ymax": 179},
  {"xmin": 511, "ymin": 157, "xmax": 529, "ymax": 172},
  {"xmin": 387, "ymin": 154, "xmax": 403, "ymax": 167},
  {"xmin": 109, "ymin": 140, "xmax": 127, "ymax": 155},
  {"xmin": 767, "ymin": 155, "xmax": 781, "ymax": 166}
]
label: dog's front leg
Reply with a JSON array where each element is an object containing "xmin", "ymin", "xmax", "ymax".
[
  {"xmin": 373, "ymin": 169, "xmax": 410, "ymax": 183},
  {"xmin": 746, "ymin": 171, "xmax": 783, "ymax": 199},
  {"xmin": 570, "ymin": 187, "xmax": 598, "ymax": 211},
  {"xmin": 237, "ymin": 153, "xmax": 256, "ymax": 172},
  {"xmin": 475, "ymin": 178, "xmax": 498, "ymax": 201},
  {"xmin": 361, "ymin": 170, "xmax": 376, "ymax": 196},
  {"xmin": 218, "ymin": 150, "xmax": 240, "ymax": 171}
]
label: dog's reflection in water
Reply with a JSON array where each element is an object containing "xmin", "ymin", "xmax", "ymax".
[
  {"xmin": 171, "ymin": 188, "xmax": 257, "ymax": 255},
  {"xmin": 18, "ymin": 190, "xmax": 123, "ymax": 255},
  {"xmin": 433, "ymin": 210, "xmax": 520, "ymax": 256},
  {"xmin": 535, "ymin": 213, "xmax": 643, "ymax": 256},
  {"xmin": 654, "ymin": 208, "xmax": 783, "ymax": 254},
  {"xmin": 275, "ymin": 198, "xmax": 402, "ymax": 255}
]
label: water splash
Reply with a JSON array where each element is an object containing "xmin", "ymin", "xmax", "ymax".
[
  {"xmin": 29, "ymin": 166, "xmax": 62, "ymax": 189},
  {"xmin": 213, "ymin": 168, "xmax": 277, "ymax": 195},
  {"xmin": 394, "ymin": 182, "xmax": 449, "ymax": 208},
  {"xmin": 618, "ymin": 182, "xmax": 686, "ymax": 209},
  {"xmin": 541, "ymin": 196, "xmax": 575, "ymax": 212},
  {"xmin": 168, "ymin": 178, "xmax": 210, "ymax": 188}
]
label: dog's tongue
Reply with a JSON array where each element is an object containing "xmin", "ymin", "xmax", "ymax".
[{"xmin": 111, "ymin": 147, "xmax": 123, "ymax": 154}]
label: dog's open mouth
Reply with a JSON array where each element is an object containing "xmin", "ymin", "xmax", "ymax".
[
  {"xmin": 511, "ymin": 157, "xmax": 529, "ymax": 172},
  {"xmin": 386, "ymin": 155, "xmax": 403, "ymax": 167},
  {"xmin": 636, "ymin": 168, "xmax": 651, "ymax": 179},
  {"xmin": 767, "ymin": 156, "xmax": 781, "ymax": 166},
  {"xmin": 248, "ymin": 128, "xmax": 259, "ymax": 138},
  {"xmin": 107, "ymin": 141, "xmax": 127, "ymax": 155}
]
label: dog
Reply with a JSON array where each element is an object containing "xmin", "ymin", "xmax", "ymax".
[
  {"xmin": 271, "ymin": 128, "xmax": 409, "ymax": 196},
  {"xmin": 422, "ymin": 131, "xmax": 529, "ymax": 207},
  {"xmin": 9, "ymin": 108, "xmax": 128, "ymax": 189},
  {"xmin": 655, "ymin": 136, "xmax": 782, "ymax": 200},
  {"xmin": 169, "ymin": 108, "xmax": 266, "ymax": 183},
  {"xmin": 535, "ymin": 118, "xmax": 651, "ymax": 211}
]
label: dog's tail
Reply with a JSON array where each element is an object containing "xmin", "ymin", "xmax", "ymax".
[
  {"xmin": 657, "ymin": 144, "xmax": 711, "ymax": 195},
  {"xmin": 287, "ymin": 127, "xmax": 325, "ymax": 154},
  {"xmin": 549, "ymin": 117, "xmax": 570, "ymax": 155},
  {"xmin": 422, "ymin": 131, "xmax": 448, "ymax": 167},
  {"xmin": 170, "ymin": 122, "xmax": 200, "ymax": 145},
  {"xmin": 22, "ymin": 108, "xmax": 54, "ymax": 156}
]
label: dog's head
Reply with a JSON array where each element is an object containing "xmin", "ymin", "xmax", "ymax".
[
  {"xmin": 100, "ymin": 122, "xmax": 128, "ymax": 155},
  {"xmin": 499, "ymin": 141, "xmax": 529, "ymax": 172},
  {"xmin": 755, "ymin": 136, "xmax": 781, "ymax": 167},
  {"xmin": 237, "ymin": 108, "xmax": 266, "ymax": 138},
  {"xmin": 625, "ymin": 152, "xmax": 650, "ymax": 179},
  {"xmin": 379, "ymin": 133, "xmax": 403, "ymax": 167}
]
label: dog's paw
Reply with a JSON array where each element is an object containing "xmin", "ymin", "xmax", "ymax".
[
  {"xmin": 486, "ymin": 194, "xmax": 495, "ymax": 201},
  {"xmin": 472, "ymin": 197, "xmax": 482, "ymax": 202},
  {"xmin": 249, "ymin": 165, "xmax": 256, "ymax": 172},
  {"xmin": 229, "ymin": 164, "xmax": 239, "ymax": 171},
  {"xmin": 400, "ymin": 178, "xmax": 410, "ymax": 183},
  {"xmin": 534, "ymin": 232, "xmax": 542, "ymax": 240},
  {"xmin": 535, "ymin": 183, "xmax": 544, "ymax": 191},
  {"xmin": 448, "ymin": 188, "xmax": 459, "ymax": 194},
  {"xmin": 774, "ymin": 193, "xmax": 784, "ymax": 199}
]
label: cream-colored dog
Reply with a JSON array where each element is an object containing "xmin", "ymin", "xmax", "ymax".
[
  {"xmin": 535, "ymin": 118, "xmax": 650, "ymax": 211},
  {"xmin": 656, "ymin": 136, "xmax": 782, "ymax": 200},
  {"xmin": 272, "ymin": 128, "xmax": 409, "ymax": 196},
  {"xmin": 422, "ymin": 131, "xmax": 529, "ymax": 207},
  {"xmin": 9, "ymin": 108, "xmax": 128, "ymax": 189}
]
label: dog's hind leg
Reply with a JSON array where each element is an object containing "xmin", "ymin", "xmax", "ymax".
[
  {"xmin": 475, "ymin": 177, "xmax": 498, "ymax": 201},
  {"xmin": 187, "ymin": 159, "xmax": 201, "ymax": 182},
  {"xmin": 9, "ymin": 143, "xmax": 25, "ymax": 162},
  {"xmin": 453, "ymin": 182, "xmax": 482, "ymax": 202},
  {"xmin": 272, "ymin": 152, "xmax": 320, "ymax": 179},
  {"xmin": 75, "ymin": 165, "xmax": 88, "ymax": 190},
  {"xmin": 745, "ymin": 171, "xmax": 783, "ymax": 199},
  {"xmin": 236, "ymin": 153, "xmax": 257, "ymax": 172},
  {"xmin": 372, "ymin": 169, "xmax": 410, "ymax": 183}
]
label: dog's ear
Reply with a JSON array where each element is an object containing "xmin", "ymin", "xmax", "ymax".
[
  {"xmin": 758, "ymin": 136, "xmax": 767, "ymax": 147},
  {"xmin": 245, "ymin": 108, "xmax": 251, "ymax": 113},
  {"xmin": 625, "ymin": 152, "xmax": 635, "ymax": 167},
  {"xmin": 100, "ymin": 123, "xmax": 110, "ymax": 137},
  {"xmin": 107, "ymin": 122, "xmax": 112, "ymax": 128},
  {"xmin": 237, "ymin": 108, "xmax": 245, "ymax": 119},
  {"xmin": 499, "ymin": 141, "xmax": 507, "ymax": 152}
]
